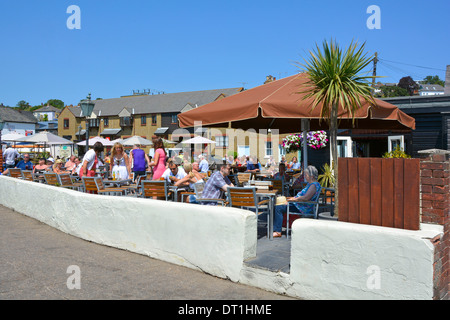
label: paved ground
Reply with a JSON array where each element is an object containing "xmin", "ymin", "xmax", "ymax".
[{"xmin": 0, "ymin": 205, "xmax": 296, "ymax": 300}]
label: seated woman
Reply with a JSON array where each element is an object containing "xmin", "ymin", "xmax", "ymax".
[
  {"xmin": 53, "ymin": 159, "xmax": 70, "ymax": 174},
  {"xmin": 33, "ymin": 158, "xmax": 50, "ymax": 174},
  {"xmin": 175, "ymin": 163, "xmax": 204, "ymax": 203},
  {"xmin": 273, "ymin": 165, "xmax": 321, "ymax": 238},
  {"xmin": 288, "ymin": 156, "xmax": 301, "ymax": 170}
]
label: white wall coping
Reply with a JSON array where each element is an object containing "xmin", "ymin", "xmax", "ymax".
[{"xmin": 289, "ymin": 219, "xmax": 442, "ymax": 300}]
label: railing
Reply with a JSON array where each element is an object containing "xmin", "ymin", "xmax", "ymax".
[{"xmin": 338, "ymin": 157, "xmax": 420, "ymax": 231}]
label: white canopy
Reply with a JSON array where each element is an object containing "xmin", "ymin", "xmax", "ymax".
[
  {"xmin": 1, "ymin": 133, "xmax": 26, "ymax": 142},
  {"xmin": 18, "ymin": 131, "xmax": 73, "ymax": 145},
  {"xmin": 181, "ymin": 136, "xmax": 216, "ymax": 145},
  {"xmin": 122, "ymin": 136, "xmax": 153, "ymax": 146},
  {"xmin": 76, "ymin": 136, "xmax": 114, "ymax": 147}
]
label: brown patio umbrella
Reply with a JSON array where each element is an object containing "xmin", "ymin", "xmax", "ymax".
[{"xmin": 178, "ymin": 73, "xmax": 416, "ymax": 133}]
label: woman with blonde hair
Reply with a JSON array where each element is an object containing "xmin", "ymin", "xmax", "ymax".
[
  {"xmin": 110, "ymin": 142, "xmax": 131, "ymax": 180},
  {"xmin": 175, "ymin": 162, "xmax": 205, "ymax": 203}
]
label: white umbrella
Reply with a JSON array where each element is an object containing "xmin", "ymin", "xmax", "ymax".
[
  {"xmin": 181, "ymin": 135, "xmax": 216, "ymax": 145},
  {"xmin": 122, "ymin": 136, "xmax": 154, "ymax": 146},
  {"xmin": 76, "ymin": 136, "xmax": 114, "ymax": 147},
  {"xmin": 17, "ymin": 131, "xmax": 74, "ymax": 158},
  {"xmin": 18, "ymin": 131, "xmax": 73, "ymax": 145},
  {"xmin": 1, "ymin": 133, "xmax": 26, "ymax": 142},
  {"xmin": 110, "ymin": 138, "xmax": 124, "ymax": 144}
]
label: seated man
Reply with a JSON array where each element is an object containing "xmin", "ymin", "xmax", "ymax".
[
  {"xmin": 273, "ymin": 166, "xmax": 321, "ymax": 238},
  {"xmin": 245, "ymin": 156, "xmax": 260, "ymax": 174},
  {"xmin": 15, "ymin": 154, "xmax": 34, "ymax": 171},
  {"xmin": 201, "ymin": 164, "xmax": 234, "ymax": 205},
  {"xmin": 161, "ymin": 159, "xmax": 187, "ymax": 185},
  {"xmin": 272, "ymin": 162, "xmax": 289, "ymax": 181}
]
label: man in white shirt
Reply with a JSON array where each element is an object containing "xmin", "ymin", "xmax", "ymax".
[
  {"xmin": 161, "ymin": 159, "xmax": 187, "ymax": 185},
  {"xmin": 198, "ymin": 155, "xmax": 209, "ymax": 173},
  {"xmin": 3, "ymin": 145, "xmax": 20, "ymax": 169}
]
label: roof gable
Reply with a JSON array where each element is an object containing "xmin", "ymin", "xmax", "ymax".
[{"xmin": 0, "ymin": 107, "xmax": 38, "ymax": 124}]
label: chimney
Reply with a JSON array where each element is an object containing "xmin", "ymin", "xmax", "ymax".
[{"xmin": 445, "ymin": 65, "xmax": 450, "ymax": 95}]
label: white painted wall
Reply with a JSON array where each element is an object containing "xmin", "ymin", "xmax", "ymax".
[
  {"xmin": 289, "ymin": 219, "xmax": 441, "ymax": 300},
  {"xmin": 0, "ymin": 176, "xmax": 257, "ymax": 282}
]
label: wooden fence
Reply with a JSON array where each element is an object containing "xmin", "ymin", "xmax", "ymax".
[{"xmin": 338, "ymin": 157, "xmax": 420, "ymax": 231}]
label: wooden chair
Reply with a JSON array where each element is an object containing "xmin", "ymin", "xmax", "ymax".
[
  {"xmin": 81, "ymin": 177, "xmax": 98, "ymax": 193},
  {"xmin": 95, "ymin": 177, "xmax": 130, "ymax": 196},
  {"xmin": 8, "ymin": 168, "xmax": 23, "ymax": 179},
  {"xmin": 22, "ymin": 170, "xmax": 34, "ymax": 182},
  {"xmin": 319, "ymin": 187, "xmax": 335, "ymax": 216},
  {"xmin": 140, "ymin": 180, "xmax": 171, "ymax": 201},
  {"xmin": 58, "ymin": 173, "xmax": 83, "ymax": 191},
  {"xmin": 43, "ymin": 172, "xmax": 59, "ymax": 186},
  {"xmin": 266, "ymin": 178, "xmax": 288, "ymax": 196},
  {"xmin": 236, "ymin": 173, "xmax": 251, "ymax": 187},
  {"xmin": 126, "ymin": 174, "xmax": 144, "ymax": 196},
  {"xmin": 227, "ymin": 187, "xmax": 270, "ymax": 215}
]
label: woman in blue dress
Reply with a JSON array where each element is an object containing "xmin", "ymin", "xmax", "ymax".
[{"xmin": 273, "ymin": 165, "xmax": 321, "ymax": 238}]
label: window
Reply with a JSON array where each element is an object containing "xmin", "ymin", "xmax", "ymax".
[
  {"xmin": 265, "ymin": 141, "xmax": 273, "ymax": 156},
  {"xmin": 278, "ymin": 144, "xmax": 286, "ymax": 157},
  {"xmin": 89, "ymin": 118, "xmax": 100, "ymax": 127},
  {"xmin": 388, "ymin": 135, "xmax": 405, "ymax": 152},
  {"xmin": 141, "ymin": 115, "xmax": 147, "ymax": 126},
  {"xmin": 63, "ymin": 118, "xmax": 69, "ymax": 129},
  {"xmin": 152, "ymin": 114, "xmax": 157, "ymax": 125},
  {"xmin": 330, "ymin": 136, "xmax": 353, "ymax": 161},
  {"xmin": 103, "ymin": 118, "xmax": 109, "ymax": 127},
  {"xmin": 171, "ymin": 113, "xmax": 178, "ymax": 124},
  {"xmin": 215, "ymin": 135, "xmax": 229, "ymax": 147},
  {"xmin": 120, "ymin": 116, "xmax": 132, "ymax": 127}
]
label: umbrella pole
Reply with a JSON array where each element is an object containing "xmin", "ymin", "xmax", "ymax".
[{"xmin": 301, "ymin": 119, "xmax": 309, "ymax": 172}]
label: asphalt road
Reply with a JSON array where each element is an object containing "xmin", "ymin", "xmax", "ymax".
[{"xmin": 0, "ymin": 204, "xmax": 295, "ymax": 301}]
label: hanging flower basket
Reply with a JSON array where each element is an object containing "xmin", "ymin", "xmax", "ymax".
[
  {"xmin": 306, "ymin": 130, "xmax": 328, "ymax": 150},
  {"xmin": 282, "ymin": 131, "xmax": 328, "ymax": 152}
]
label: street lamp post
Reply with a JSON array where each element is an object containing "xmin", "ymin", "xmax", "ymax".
[
  {"xmin": 79, "ymin": 94, "xmax": 95, "ymax": 155},
  {"xmin": 0, "ymin": 121, "xmax": 5, "ymax": 172}
]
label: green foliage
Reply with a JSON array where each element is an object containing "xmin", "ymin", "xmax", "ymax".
[
  {"xmin": 318, "ymin": 162, "xmax": 335, "ymax": 188},
  {"xmin": 46, "ymin": 99, "xmax": 65, "ymax": 109},
  {"xmin": 375, "ymin": 85, "xmax": 409, "ymax": 98},
  {"xmin": 382, "ymin": 146, "xmax": 411, "ymax": 158},
  {"xmin": 297, "ymin": 39, "xmax": 378, "ymax": 122},
  {"xmin": 423, "ymin": 75, "xmax": 445, "ymax": 87}
]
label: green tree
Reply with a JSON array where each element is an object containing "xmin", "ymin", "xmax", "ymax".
[
  {"xmin": 46, "ymin": 99, "xmax": 65, "ymax": 109},
  {"xmin": 423, "ymin": 75, "xmax": 445, "ymax": 87},
  {"xmin": 298, "ymin": 39, "xmax": 377, "ymax": 217},
  {"xmin": 16, "ymin": 100, "xmax": 30, "ymax": 110},
  {"xmin": 376, "ymin": 85, "xmax": 409, "ymax": 97}
]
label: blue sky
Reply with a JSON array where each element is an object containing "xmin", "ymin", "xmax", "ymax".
[{"xmin": 0, "ymin": 0, "xmax": 449, "ymax": 107}]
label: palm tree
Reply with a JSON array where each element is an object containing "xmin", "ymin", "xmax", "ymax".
[{"xmin": 298, "ymin": 39, "xmax": 377, "ymax": 217}]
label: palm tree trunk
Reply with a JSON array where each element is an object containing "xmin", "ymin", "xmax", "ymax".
[{"xmin": 330, "ymin": 104, "xmax": 339, "ymax": 218}]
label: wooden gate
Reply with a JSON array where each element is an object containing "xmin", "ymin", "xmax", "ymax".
[{"xmin": 338, "ymin": 158, "xmax": 420, "ymax": 231}]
